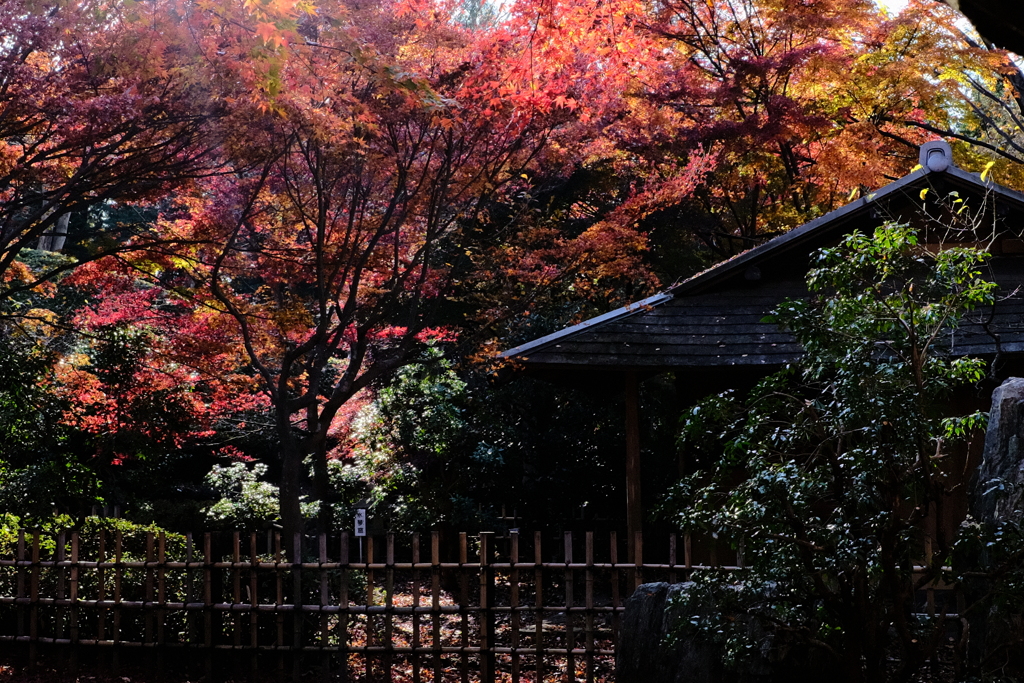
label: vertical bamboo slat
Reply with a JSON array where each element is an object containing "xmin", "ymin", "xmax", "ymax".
[
  {"xmin": 479, "ymin": 532, "xmax": 495, "ymax": 683},
  {"xmin": 70, "ymin": 532, "xmax": 80, "ymax": 672},
  {"xmin": 250, "ymin": 532, "xmax": 259, "ymax": 679},
  {"xmin": 97, "ymin": 530, "xmax": 106, "ymax": 643},
  {"xmin": 113, "ymin": 530, "xmax": 123, "ymax": 673},
  {"xmin": 459, "ymin": 532, "xmax": 469, "ymax": 683},
  {"xmin": 431, "ymin": 531, "xmax": 442, "ymax": 683},
  {"xmin": 157, "ymin": 531, "xmax": 166, "ymax": 674},
  {"xmin": 564, "ymin": 531, "xmax": 575, "ymax": 683},
  {"xmin": 584, "ymin": 531, "xmax": 595, "ymax": 683},
  {"xmin": 56, "ymin": 530, "xmax": 66, "ymax": 644},
  {"xmin": 534, "ymin": 531, "xmax": 544, "ymax": 683},
  {"xmin": 339, "ymin": 532, "xmax": 351, "ymax": 683},
  {"xmin": 203, "ymin": 532, "xmax": 213, "ymax": 681},
  {"xmin": 319, "ymin": 533, "xmax": 329, "ymax": 678},
  {"xmin": 385, "ymin": 532, "xmax": 395, "ymax": 682},
  {"xmin": 510, "ymin": 531, "xmax": 521, "ymax": 683},
  {"xmin": 16, "ymin": 531, "xmax": 25, "ymax": 642},
  {"xmin": 145, "ymin": 532, "xmax": 154, "ymax": 646},
  {"xmin": 29, "ymin": 531, "xmax": 39, "ymax": 668},
  {"xmin": 669, "ymin": 534, "xmax": 677, "ymax": 585},
  {"xmin": 609, "ymin": 531, "xmax": 619, "ymax": 653},
  {"xmin": 275, "ymin": 532, "xmax": 284, "ymax": 678},
  {"xmin": 365, "ymin": 534, "xmax": 374, "ymax": 683},
  {"xmin": 411, "ymin": 533, "xmax": 422, "ymax": 683},
  {"xmin": 292, "ymin": 533, "xmax": 302, "ymax": 683},
  {"xmin": 232, "ymin": 531, "xmax": 241, "ymax": 648},
  {"xmin": 684, "ymin": 532, "xmax": 693, "ymax": 573},
  {"xmin": 185, "ymin": 533, "xmax": 194, "ymax": 656},
  {"xmin": 633, "ymin": 532, "xmax": 643, "ymax": 591}
]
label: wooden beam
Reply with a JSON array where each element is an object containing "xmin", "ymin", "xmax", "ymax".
[{"xmin": 624, "ymin": 371, "xmax": 642, "ymax": 562}]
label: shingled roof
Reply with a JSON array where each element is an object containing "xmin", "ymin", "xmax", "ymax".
[{"xmin": 501, "ymin": 141, "xmax": 1024, "ymax": 377}]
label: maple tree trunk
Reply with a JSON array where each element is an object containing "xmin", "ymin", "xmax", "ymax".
[
  {"xmin": 279, "ymin": 432, "xmax": 304, "ymax": 559},
  {"xmin": 311, "ymin": 446, "xmax": 331, "ymax": 536}
]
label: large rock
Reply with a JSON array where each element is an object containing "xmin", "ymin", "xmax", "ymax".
[
  {"xmin": 963, "ymin": 377, "xmax": 1024, "ymax": 675},
  {"xmin": 617, "ymin": 582, "xmax": 832, "ymax": 683},
  {"xmin": 971, "ymin": 377, "xmax": 1024, "ymax": 523},
  {"xmin": 616, "ymin": 582, "xmax": 720, "ymax": 683}
]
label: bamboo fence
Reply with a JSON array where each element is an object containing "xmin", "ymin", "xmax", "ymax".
[{"xmin": 0, "ymin": 528, "xmax": 724, "ymax": 682}]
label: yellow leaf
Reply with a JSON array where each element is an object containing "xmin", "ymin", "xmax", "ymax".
[
  {"xmin": 911, "ymin": 164, "xmax": 923, "ymax": 172},
  {"xmin": 847, "ymin": 188, "xmax": 858, "ymax": 201},
  {"xmin": 919, "ymin": 188, "xmax": 929, "ymax": 200},
  {"xmin": 981, "ymin": 160, "xmax": 996, "ymax": 181}
]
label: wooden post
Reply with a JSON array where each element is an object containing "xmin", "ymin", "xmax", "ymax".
[
  {"xmin": 411, "ymin": 533, "xmax": 422, "ymax": 683},
  {"xmin": 609, "ymin": 531, "xmax": 619, "ymax": 652},
  {"xmin": 29, "ymin": 531, "xmax": 39, "ymax": 670},
  {"xmin": 563, "ymin": 531, "xmax": 575, "ymax": 683},
  {"xmin": 479, "ymin": 532, "xmax": 495, "ymax": 683},
  {"xmin": 55, "ymin": 530, "xmax": 66, "ymax": 670},
  {"xmin": 203, "ymin": 532, "xmax": 213, "ymax": 682},
  {"xmin": 624, "ymin": 371, "xmax": 642, "ymax": 563},
  {"xmin": 584, "ymin": 531, "xmax": 595, "ymax": 683},
  {"xmin": 70, "ymin": 532, "xmax": 80, "ymax": 675},
  {"xmin": 292, "ymin": 532, "xmax": 302, "ymax": 683},
  {"xmin": 365, "ymin": 535, "xmax": 375, "ymax": 682},
  {"xmin": 250, "ymin": 532, "xmax": 259, "ymax": 680},
  {"xmin": 319, "ymin": 532, "xmax": 330, "ymax": 679},
  {"xmin": 431, "ymin": 531, "xmax": 442, "ymax": 683},
  {"xmin": 275, "ymin": 532, "xmax": 284, "ymax": 679},
  {"xmin": 534, "ymin": 531, "xmax": 544, "ymax": 682},
  {"xmin": 459, "ymin": 532, "xmax": 469, "ymax": 683},
  {"xmin": 385, "ymin": 532, "xmax": 395, "ymax": 683},
  {"xmin": 113, "ymin": 530, "xmax": 123, "ymax": 675},
  {"xmin": 157, "ymin": 532, "xmax": 166, "ymax": 677},
  {"xmin": 510, "ymin": 531, "xmax": 521, "ymax": 683},
  {"xmin": 340, "ymin": 532, "xmax": 351, "ymax": 683}
]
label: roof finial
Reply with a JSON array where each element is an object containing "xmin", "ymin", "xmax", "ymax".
[{"xmin": 919, "ymin": 140, "xmax": 953, "ymax": 173}]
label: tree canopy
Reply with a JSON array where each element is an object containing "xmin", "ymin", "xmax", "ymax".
[{"xmin": 2, "ymin": 0, "xmax": 1023, "ymax": 544}]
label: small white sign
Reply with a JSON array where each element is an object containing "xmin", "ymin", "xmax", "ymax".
[{"xmin": 354, "ymin": 508, "xmax": 367, "ymax": 537}]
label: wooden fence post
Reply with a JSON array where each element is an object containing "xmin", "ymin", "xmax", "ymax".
[
  {"xmin": 365, "ymin": 534, "xmax": 374, "ymax": 682},
  {"xmin": 97, "ymin": 530, "xmax": 107, "ymax": 647},
  {"xmin": 292, "ymin": 532, "xmax": 302, "ymax": 683},
  {"xmin": 633, "ymin": 531, "xmax": 643, "ymax": 591},
  {"xmin": 16, "ymin": 530, "xmax": 25, "ymax": 645},
  {"xmin": 29, "ymin": 530, "xmax": 39, "ymax": 670},
  {"xmin": 340, "ymin": 531, "xmax": 351, "ymax": 683},
  {"xmin": 564, "ymin": 531, "xmax": 575, "ymax": 683},
  {"xmin": 157, "ymin": 531, "xmax": 167, "ymax": 677},
  {"xmin": 232, "ymin": 531, "xmax": 241, "ymax": 651},
  {"xmin": 585, "ymin": 531, "xmax": 595, "ymax": 683},
  {"xmin": 385, "ymin": 532, "xmax": 396, "ymax": 683},
  {"xmin": 145, "ymin": 532, "xmax": 154, "ymax": 648},
  {"xmin": 534, "ymin": 531, "xmax": 544, "ymax": 683},
  {"xmin": 56, "ymin": 529, "xmax": 66, "ymax": 651},
  {"xmin": 412, "ymin": 533, "xmax": 422, "ymax": 683},
  {"xmin": 70, "ymin": 531, "xmax": 80, "ymax": 675},
  {"xmin": 609, "ymin": 530, "xmax": 619, "ymax": 652},
  {"xmin": 275, "ymin": 532, "xmax": 284, "ymax": 679},
  {"xmin": 459, "ymin": 532, "xmax": 469, "ymax": 683},
  {"xmin": 203, "ymin": 532, "xmax": 213, "ymax": 682},
  {"xmin": 113, "ymin": 530, "xmax": 123, "ymax": 674},
  {"xmin": 479, "ymin": 531, "xmax": 495, "ymax": 683},
  {"xmin": 319, "ymin": 532, "xmax": 330, "ymax": 679},
  {"xmin": 250, "ymin": 532, "xmax": 259, "ymax": 680},
  {"xmin": 431, "ymin": 531, "xmax": 442, "ymax": 683},
  {"xmin": 510, "ymin": 531, "xmax": 521, "ymax": 683}
]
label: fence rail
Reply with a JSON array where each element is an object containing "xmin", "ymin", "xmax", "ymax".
[{"xmin": 0, "ymin": 528, "xmax": 729, "ymax": 682}]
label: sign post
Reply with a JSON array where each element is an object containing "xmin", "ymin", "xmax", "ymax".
[{"xmin": 354, "ymin": 506, "xmax": 367, "ymax": 563}]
